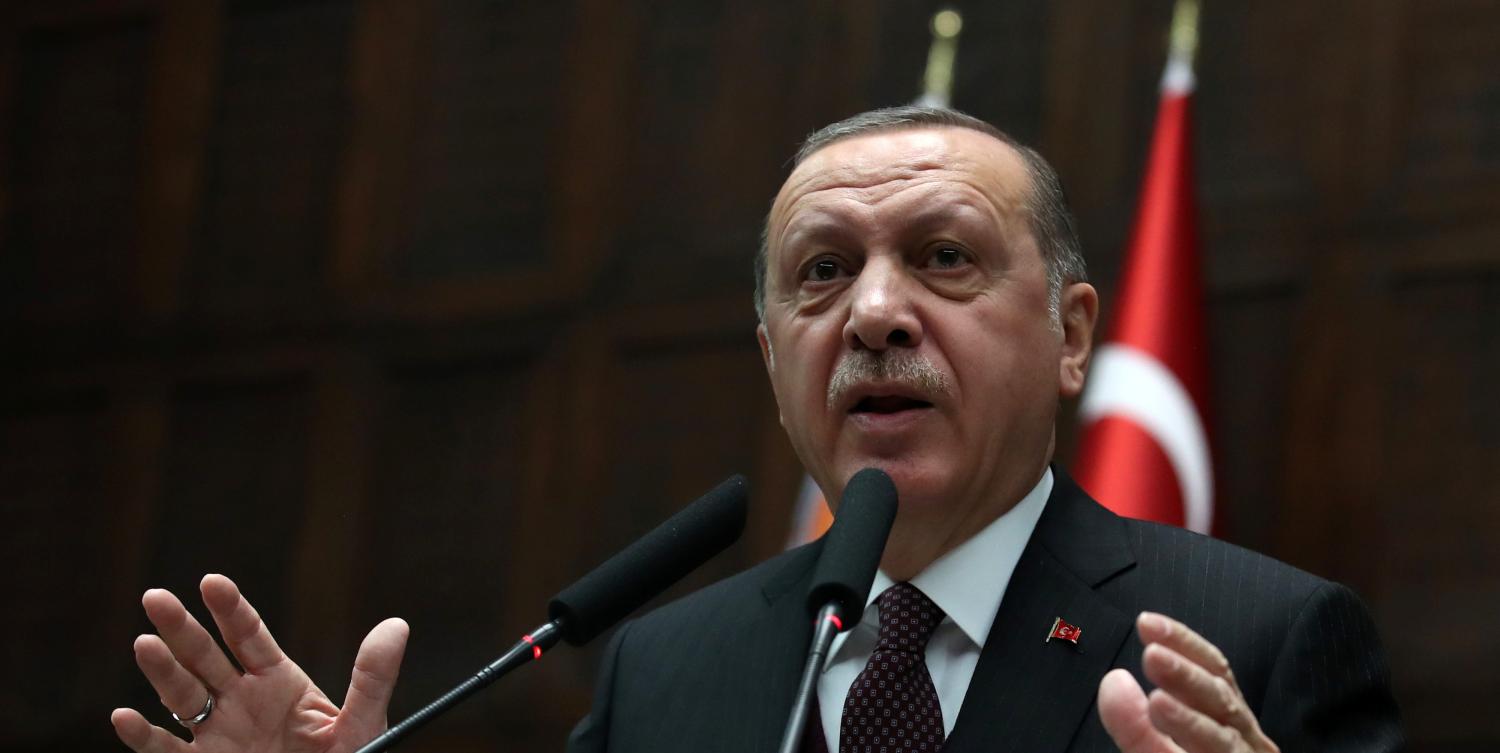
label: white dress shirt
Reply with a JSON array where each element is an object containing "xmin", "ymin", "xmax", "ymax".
[{"xmin": 816, "ymin": 468, "xmax": 1053, "ymax": 750}]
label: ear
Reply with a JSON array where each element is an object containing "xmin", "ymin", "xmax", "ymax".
[
  {"xmin": 756, "ymin": 323, "xmax": 788, "ymax": 428},
  {"xmin": 1058, "ymin": 282, "xmax": 1098, "ymax": 398},
  {"xmin": 756, "ymin": 323, "xmax": 774, "ymax": 374}
]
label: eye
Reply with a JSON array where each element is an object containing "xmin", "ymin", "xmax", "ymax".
[
  {"xmin": 927, "ymin": 246, "xmax": 970, "ymax": 270},
  {"xmin": 802, "ymin": 257, "xmax": 847, "ymax": 283}
]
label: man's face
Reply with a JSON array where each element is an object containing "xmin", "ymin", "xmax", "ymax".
[{"xmin": 758, "ymin": 127, "xmax": 1095, "ymax": 529}]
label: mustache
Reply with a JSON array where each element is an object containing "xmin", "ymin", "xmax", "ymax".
[{"xmin": 826, "ymin": 350, "xmax": 951, "ymax": 409}]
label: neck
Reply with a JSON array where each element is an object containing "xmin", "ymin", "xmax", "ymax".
[
  {"xmin": 877, "ymin": 461, "xmax": 1050, "ymax": 581},
  {"xmin": 879, "ymin": 504, "xmax": 1005, "ymax": 582}
]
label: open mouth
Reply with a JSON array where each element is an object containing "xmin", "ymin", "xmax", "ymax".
[{"xmin": 851, "ymin": 395, "xmax": 934, "ymax": 414}]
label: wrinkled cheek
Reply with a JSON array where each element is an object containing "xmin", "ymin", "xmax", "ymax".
[{"xmin": 772, "ymin": 370, "xmax": 824, "ymax": 448}]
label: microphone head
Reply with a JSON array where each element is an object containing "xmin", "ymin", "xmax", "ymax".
[
  {"xmin": 805, "ymin": 467, "xmax": 898, "ymax": 623},
  {"xmin": 548, "ymin": 474, "xmax": 749, "ymax": 645}
]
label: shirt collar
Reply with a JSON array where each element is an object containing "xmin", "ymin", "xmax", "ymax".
[{"xmin": 826, "ymin": 468, "xmax": 1053, "ymax": 662}]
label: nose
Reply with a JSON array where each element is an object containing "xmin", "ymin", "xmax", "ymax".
[{"xmin": 842, "ymin": 257, "xmax": 924, "ymax": 351}]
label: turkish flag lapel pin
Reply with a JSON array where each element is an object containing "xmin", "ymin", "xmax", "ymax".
[{"xmin": 1046, "ymin": 617, "xmax": 1082, "ymax": 649}]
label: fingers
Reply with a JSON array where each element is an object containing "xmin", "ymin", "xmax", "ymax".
[
  {"xmin": 1137, "ymin": 612, "xmax": 1279, "ymax": 753},
  {"xmin": 1138, "ymin": 612, "xmax": 1234, "ymax": 682},
  {"xmin": 141, "ymin": 587, "xmax": 240, "ymax": 690},
  {"xmin": 110, "ymin": 708, "xmax": 191, "ymax": 753},
  {"xmin": 1148, "ymin": 689, "xmax": 1251, "ymax": 752},
  {"xmin": 1143, "ymin": 643, "xmax": 1257, "ymax": 739},
  {"xmin": 133, "ymin": 634, "xmax": 211, "ymax": 721},
  {"xmin": 338, "ymin": 618, "xmax": 411, "ymax": 737},
  {"xmin": 1097, "ymin": 668, "xmax": 1186, "ymax": 753},
  {"xmin": 200, "ymin": 573, "xmax": 288, "ymax": 673}
]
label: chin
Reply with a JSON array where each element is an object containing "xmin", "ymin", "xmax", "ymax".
[{"xmin": 835, "ymin": 457, "xmax": 954, "ymax": 512}]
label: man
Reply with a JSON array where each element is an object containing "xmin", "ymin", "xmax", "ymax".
[{"xmin": 110, "ymin": 107, "xmax": 1403, "ymax": 753}]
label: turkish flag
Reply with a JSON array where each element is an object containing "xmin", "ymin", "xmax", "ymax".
[
  {"xmin": 1049, "ymin": 617, "xmax": 1083, "ymax": 645},
  {"xmin": 1074, "ymin": 52, "xmax": 1215, "ymax": 535}
]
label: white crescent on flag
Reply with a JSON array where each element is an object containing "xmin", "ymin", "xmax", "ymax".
[{"xmin": 1078, "ymin": 344, "xmax": 1214, "ymax": 534}]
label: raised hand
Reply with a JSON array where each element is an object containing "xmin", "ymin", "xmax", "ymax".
[
  {"xmin": 110, "ymin": 574, "xmax": 409, "ymax": 753},
  {"xmin": 1098, "ymin": 612, "xmax": 1279, "ymax": 753}
]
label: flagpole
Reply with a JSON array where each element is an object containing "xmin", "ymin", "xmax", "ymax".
[
  {"xmin": 916, "ymin": 8, "xmax": 963, "ymax": 108},
  {"xmin": 1164, "ymin": 0, "xmax": 1199, "ymax": 91},
  {"xmin": 1170, "ymin": 0, "xmax": 1199, "ymax": 60}
]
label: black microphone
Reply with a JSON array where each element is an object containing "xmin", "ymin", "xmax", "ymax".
[
  {"xmin": 549, "ymin": 474, "xmax": 749, "ymax": 645},
  {"xmin": 805, "ymin": 468, "xmax": 899, "ymax": 622},
  {"xmin": 355, "ymin": 474, "xmax": 749, "ymax": 753},
  {"xmin": 776, "ymin": 468, "xmax": 899, "ymax": 753}
]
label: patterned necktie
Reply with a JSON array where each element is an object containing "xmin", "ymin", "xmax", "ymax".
[{"xmin": 839, "ymin": 582, "xmax": 947, "ymax": 753}]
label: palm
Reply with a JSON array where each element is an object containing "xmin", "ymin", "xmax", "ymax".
[
  {"xmin": 111, "ymin": 575, "xmax": 408, "ymax": 753},
  {"xmin": 202, "ymin": 663, "xmax": 337, "ymax": 753}
]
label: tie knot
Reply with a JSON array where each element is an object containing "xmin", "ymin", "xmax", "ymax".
[{"xmin": 875, "ymin": 582, "xmax": 945, "ymax": 654}]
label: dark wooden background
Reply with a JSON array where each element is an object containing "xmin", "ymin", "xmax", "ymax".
[{"xmin": 1, "ymin": 0, "xmax": 1496, "ymax": 750}]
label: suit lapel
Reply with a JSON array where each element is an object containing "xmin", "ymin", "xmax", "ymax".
[
  {"xmin": 943, "ymin": 469, "xmax": 1137, "ymax": 753},
  {"xmin": 739, "ymin": 540, "xmax": 824, "ymax": 753}
]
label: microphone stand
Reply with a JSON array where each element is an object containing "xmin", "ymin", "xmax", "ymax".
[
  {"xmin": 775, "ymin": 603, "xmax": 845, "ymax": 753},
  {"xmin": 354, "ymin": 620, "xmax": 563, "ymax": 753}
]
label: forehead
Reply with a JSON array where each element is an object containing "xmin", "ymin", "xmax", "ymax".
[{"xmin": 770, "ymin": 127, "xmax": 1034, "ymax": 236}]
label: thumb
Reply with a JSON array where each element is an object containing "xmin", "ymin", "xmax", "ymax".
[
  {"xmin": 1098, "ymin": 668, "xmax": 1179, "ymax": 753},
  {"xmin": 339, "ymin": 618, "xmax": 410, "ymax": 737}
]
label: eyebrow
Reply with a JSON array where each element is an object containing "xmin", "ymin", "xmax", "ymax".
[
  {"xmin": 780, "ymin": 218, "xmax": 855, "ymax": 249},
  {"xmin": 781, "ymin": 198, "xmax": 997, "ymax": 251},
  {"xmin": 903, "ymin": 201, "xmax": 995, "ymax": 234}
]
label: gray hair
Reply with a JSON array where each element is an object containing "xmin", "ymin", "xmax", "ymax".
[{"xmin": 753, "ymin": 106, "xmax": 1087, "ymax": 322}]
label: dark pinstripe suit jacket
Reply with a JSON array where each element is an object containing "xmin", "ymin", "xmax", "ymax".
[{"xmin": 567, "ymin": 468, "xmax": 1404, "ymax": 752}]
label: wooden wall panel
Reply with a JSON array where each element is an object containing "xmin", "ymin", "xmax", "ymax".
[
  {"xmin": 145, "ymin": 377, "xmax": 313, "ymax": 620},
  {"xmin": 1196, "ymin": 3, "xmax": 1333, "ymax": 205},
  {"xmin": 354, "ymin": 353, "xmax": 543, "ymax": 733},
  {"xmin": 392, "ymin": 0, "xmax": 567, "ymax": 285},
  {"xmin": 1396, "ymin": 0, "xmax": 1500, "ymax": 189},
  {"xmin": 774, "ymin": 1, "xmax": 884, "ymax": 135},
  {"xmin": 189, "ymin": 0, "xmax": 354, "ymax": 320},
  {"xmin": 1204, "ymin": 292, "xmax": 1299, "ymax": 547},
  {"xmin": 0, "ymin": 394, "xmax": 113, "ymax": 746},
  {"xmin": 0, "ymin": 14, "xmax": 153, "ymax": 326},
  {"xmin": 133, "ymin": 0, "xmax": 220, "ymax": 321},
  {"xmin": 949, "ymin": 0, "xmax": 1048, "ymax": 144},
  {"xmin": 279, "ymin": 353, "xmax": 378, "ymax": 682},
  {"xmin": 612, "ymin": 0, "xmax": 744, "ymax": 305},
  {"xmin": 1377, "ymin": 272, "xmax": 1500, "ymax": 747}
]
